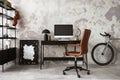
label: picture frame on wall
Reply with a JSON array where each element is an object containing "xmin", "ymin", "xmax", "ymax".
[{"xmin": 19, "ymin": 40, "xmax": 39, "ymax": 65}]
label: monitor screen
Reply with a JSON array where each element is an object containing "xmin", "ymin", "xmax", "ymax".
[{"xmin": 54, "ymin": 24, "xmax": 73, "ymax": 38}]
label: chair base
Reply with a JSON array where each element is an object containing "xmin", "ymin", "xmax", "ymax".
[{"xmin": 63, "ymin": 66, "xmax": 90, "ymax": 78}]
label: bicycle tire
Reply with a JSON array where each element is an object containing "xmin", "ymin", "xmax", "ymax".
[{"xmin": 91, "ymin": 43, "xmax": 114, "ymax": 66}]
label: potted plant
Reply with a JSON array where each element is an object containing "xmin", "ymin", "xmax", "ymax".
[
  {"xmin": 0, "ymin": 0, "xmax": 11, "ymax": 7},
  {"xmin": 0, "ymin": 0, "xmax": 7, "ymax": 4}
]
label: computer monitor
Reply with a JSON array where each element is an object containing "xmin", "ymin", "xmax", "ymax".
[{"xmin": 54, "ymin": 24, "xmax": 73, "ymax": 39}]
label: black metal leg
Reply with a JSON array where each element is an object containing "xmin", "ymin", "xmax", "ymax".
[
  {"xmin": 75, "ymin": 57, "xmax": 80, "ymax": 78},
  {"xmin": 14, "ymin": 59, "xmax": 16, "ymax": 65},
  {"xmin": 75, "ymin": 66, "xmax": 80, "ymax": 78},
  {"xmin": 43, "ymin": 45, "xmax": 44, "ymax": 65},
  {"xmin": 40, "ymin": 44, "xmax": 42, "ymax": 69},
  {"xmin": 40, "ymin": 44, "xmax": 45, "ymax": 69},
  {"xmin": 74, "ymin": 46, "xmax": 76, "ymax": 51},
  {"xmin": 63, "ymin": 55, "xmax": 90, "ymax": 77},
  {"xmin": 82, "ymin": 55, "xmax": 85, "ymax": 66},
  {"xmin": 64, "ymin": 45, "xmax": 68, "ymax": 56},
  {"xmin": 2, "ymin": 65, "xmax": 4, "ymax": 72},
  {"xmin": 63, "ymin": 57, "xmax": 80, "ymax": 78},
  {"xmin": 85, "ymin": 54, "xmax": 88, "ymax": 70},
  {"xmin": 63, "ymin": 66, "xmax": 74, "ymax": 72}
]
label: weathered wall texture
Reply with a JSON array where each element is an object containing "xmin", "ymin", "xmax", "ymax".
[{"xmin": 9, "ymin": 0, "xmax": 120, "ymax": 63}]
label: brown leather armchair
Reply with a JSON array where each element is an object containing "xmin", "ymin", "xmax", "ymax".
[{"xmin": 63, "ymin": 29, "xmax": 91, "ymax": 78}]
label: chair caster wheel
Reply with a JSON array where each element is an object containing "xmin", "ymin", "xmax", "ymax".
[
  {"xmin": 78, "ymin": 75, "xmax": 81, "ymax": 78},
  {"xmin": 63, "ymin": 71, "xmax": 66, "ymax": 75},
  {"xmin": 87, "ymin": 71, "xmax": 90, "ymax": 75}
]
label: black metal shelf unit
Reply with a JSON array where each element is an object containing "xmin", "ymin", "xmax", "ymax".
[{"xmin": 0, "ymin": 1, "xmax": 16, "ymax": 72}]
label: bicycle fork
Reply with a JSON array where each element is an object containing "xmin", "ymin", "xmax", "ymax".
[{"xmin": 101, "ymin": 42, "xmax": 110, "ymax": 55}]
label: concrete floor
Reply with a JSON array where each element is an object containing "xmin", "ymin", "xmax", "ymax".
[{"xmin": 0, "ymin": 62, "xmax": 120, "ymax": 80}]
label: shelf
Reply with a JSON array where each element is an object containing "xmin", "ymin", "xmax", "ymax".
[
  {"xmin": 7, "ymin": 26, "xmax": 16, "ymax": 29},
  {"xmin": 0, "ymin": 25, "xmax": 16, "ymax": 29},
  {"xmin": 0, "ymin": 37, "xmax": 16, "ymax": 39},
  {"xmin": 0, "ymin": 1, "xmax": 16, "ymax": 72},
  {"xmin": 0, "ymin": 1, "xmax": 15, "ymax": 10},
  {"xmin": 6, "ymin": 47, "xmax": 17, "ymax": 50},
  {"xmin": 1, "ymin": 47, "xmax": 17, "ymax": 50},
  {"xmin": 0, "ymin": 13, "xmax": 14, "ymax": 20},
  {"xmin": 44, "ymin": 57, "xmax": 83, "ymax": 61}
]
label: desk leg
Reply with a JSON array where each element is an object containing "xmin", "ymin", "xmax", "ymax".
[
  {"xmin": 43, "ymin": 45, "xmax": 44, "ymax": 65},
  {"xmin": 74, "ymin": 46, "xmax": 76, "ymax": 51},
  {"xmin": 40, "ymin": 44, "xmax": 42, "ymax": 69},
  {"xmin": 40, "ymin": 44, "xmax": 44, "ymax": 69},
  {"xmin": 64, "ymin": 45, "xmax": 68, "ymax": 56}
]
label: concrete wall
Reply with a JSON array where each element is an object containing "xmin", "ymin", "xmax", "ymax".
[{"xmin": 9, "ymin": 0, "xmax": 120, "ymax": 64}]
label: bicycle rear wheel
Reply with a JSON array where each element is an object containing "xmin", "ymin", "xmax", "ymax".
[{"xmin": 91, "ymin": 43, "xmax": 114, "ymax": 65}]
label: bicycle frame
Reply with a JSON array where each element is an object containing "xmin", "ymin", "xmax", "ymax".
[
  {"xmin": 103, "ymin": 37, "xmax": 120, "ymax": 64},
  {"xmin": 106, "ymin": 37, "xmax": 120, "ymax": 52}
]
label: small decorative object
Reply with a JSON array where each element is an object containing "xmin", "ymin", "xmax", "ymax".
[
  {"xmin": 5, "ymin": 39, "xmax": 11, "ymax": 49},
  {"xmin": 5, "ymin": 23, "xmax": 9, "ymax": 27},
  {"xmin": 74, "ymin": 28, "xmax": 81, "ymax": 40},
  {"xmin": 4, "ymin": 0, "xmax": 11, "ymax": 7},
  {"xmin": 0, "ymin": 0, "xmax": 11, "ymax": 7},
  {"xmin": 12, "ymin": 10, "xmax": 20, "ymax": 26},
  {"xmin": 3, "ymin": 33, "xmax": 8, "ymax": 38},
  {"xmin": 0, "ymin": 0, "xmax": 7, "ymax": 4},
  {"xmin": 42, "ymin": 29, "xmax": 50, "ymax": 41}
]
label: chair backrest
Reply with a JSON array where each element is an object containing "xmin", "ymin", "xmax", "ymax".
[{"xmin": 80, "ymin": 29, "xmax": 91, "ymax": 55}]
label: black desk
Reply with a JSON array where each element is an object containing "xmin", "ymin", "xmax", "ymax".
[{"xmin": 40, "ymin": 40, "xmax": 81, "ymax": 69}]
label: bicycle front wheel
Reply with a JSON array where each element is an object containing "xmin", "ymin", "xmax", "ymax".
[{"xmin": 91, "ymin": 43, "xmax": 114, "ymax": 65}]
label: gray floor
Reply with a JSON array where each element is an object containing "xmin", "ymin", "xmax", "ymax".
[{"xmin": 0, "ymin": 62, "xmax": 120, "ymax": 80}]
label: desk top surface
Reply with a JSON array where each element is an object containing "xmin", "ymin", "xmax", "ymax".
[{"xmin": 41, "ymin": 40, "xmax": 80, "ymax": 45}]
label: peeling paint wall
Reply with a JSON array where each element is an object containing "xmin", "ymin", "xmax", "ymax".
[{"xmin": 9, "ymin": 0, "xmax": 120, "ymax": 64}]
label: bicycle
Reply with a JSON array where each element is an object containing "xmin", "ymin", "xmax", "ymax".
[{"xmin": 91, "ymin": 32, "xmax": 120, "ymax": 66}]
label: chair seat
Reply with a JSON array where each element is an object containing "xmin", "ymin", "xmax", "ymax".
[{"xmin": 65, "ymin": 51, "xmax": 81, "ymax": 56}]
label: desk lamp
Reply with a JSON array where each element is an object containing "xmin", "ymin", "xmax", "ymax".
[{"xmin": 42, "ymin": 29, "xmax": 50, "ymax": 41}]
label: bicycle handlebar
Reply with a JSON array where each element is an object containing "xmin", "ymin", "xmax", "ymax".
[{"xmin": 100, "ymin": 32, "xmax": 111, "ymax": 38}]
